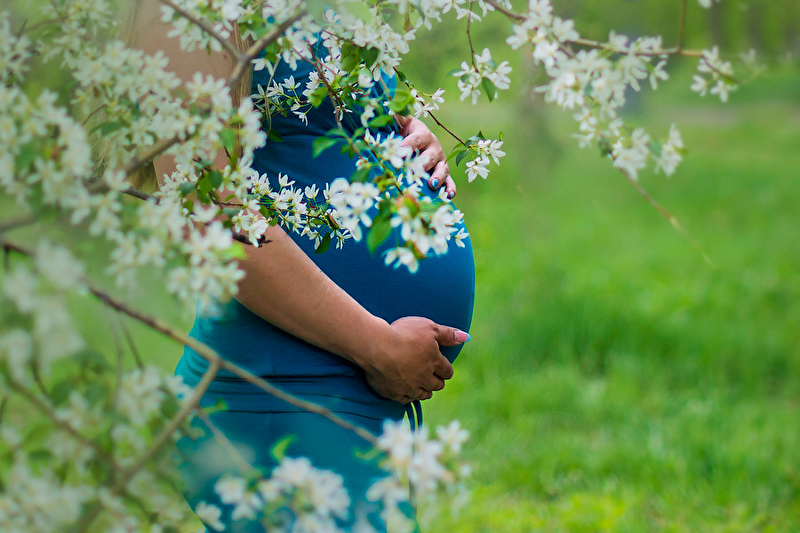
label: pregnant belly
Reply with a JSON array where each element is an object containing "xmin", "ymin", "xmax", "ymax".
[{"xmin": 186, "ymin": 135, "xmax": 475, "ymax": 380}]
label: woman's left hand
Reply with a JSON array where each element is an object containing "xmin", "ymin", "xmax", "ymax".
[{"xmin": 396, "ymin": 115, "xmax": 456, "ymax": 199}]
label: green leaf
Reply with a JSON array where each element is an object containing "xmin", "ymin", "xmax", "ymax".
[
  {"xmin": 209, "ymin": 169, "xmax": 223, "ymax": 189},
  {"xmin": 92, "ymin": 121, "xmax": 125, "ymax": 136},
  {"xmin": 15, "ymin": 143, "xmax": 39, "ymax": 170},
  {"xmin": 221, "ymin": 241, "xmax": 247, "ymax": 260},
  {"xmin": 351, "ymin": 165, "xmax": 371, "ymax": 183},
  {"xmin": 84, "ymin": 382, "xmax": 109, "ymax": 406},
  {"xmin": 267, "ymin": 129, "xmax": 283, "ymax": 142},
  {"xmin": 51, "ymin": 379, "xmax": 74, "ymax": 406},
  {"xmin": 481, "ymin": 77, "xmax": 496, "ymax": 102},
  {"xmin": 178, "ymin": 181, "xmax": 196, "ymax": 196},
  {"xmin": 308, "ymin": 84, "xmax": 329, "ymax": 108},
  {"xmin": 341, "ymin": 42, "xmax": 360, "ymax": 72},
  {"xmin": 367, "ymin": 216, "xmax": 392, "ymax": 254},
  {"xmin": 219, "ymin": 128, "xmax": 236, "ymax": 152},
  {"xmin": 446, "ymin": 145, "xmax": 467, "ymax": 162},
  {"xmin": 75, "ymin": 349, "xmax": 111, "ymax": 373},
  {"xmin": 315, "ymin": 232, "xmax": 332, "ymax": 254},
  {"xmin": 361, "ymin": 47, "xmax": 380, "ymax": 68},
  {"xmin": 368, "ymin": 114, "xmax": 394, "ymax": 128},
  {"xmin": 313, "ymin": 136, "xmax": 339, "ymax": 157},
  {"xmin": 456, "ymin": 150, "xmax": 470, "ymax": 167},
  {"xmin": 648, "ymin": 140, "xmax": 663, "ymax": 157},
  {"xmin": 197, "ymin": 174, "xmax": 212, "ymax": 194},
  {"xmin": 270, "ymin": 435, "xmax": 295, "ymax": 461}
]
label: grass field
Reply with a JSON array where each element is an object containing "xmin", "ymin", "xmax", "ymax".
[{"xmin": 417, "ymin": 63, "xmax": 800, "ymax": 531}]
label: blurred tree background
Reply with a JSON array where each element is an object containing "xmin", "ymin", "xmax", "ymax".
[{"xmin": 4, "ymin": 0, "xmax": 800, "ymax": 531}]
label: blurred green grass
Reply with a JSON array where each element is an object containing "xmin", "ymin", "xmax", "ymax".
[{"xmin": 419, "ymin": 62, "xmax": 800, "ymax": 531}]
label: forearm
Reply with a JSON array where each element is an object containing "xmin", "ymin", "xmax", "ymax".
[{"xmin": 233, "ymin": 226, "xmax": 391, "ymax": 373}]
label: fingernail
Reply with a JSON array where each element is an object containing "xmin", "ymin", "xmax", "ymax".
[
  {"xmin": 447, "ymin": 191, "xmax": 454, "ymax": 199},
  {"xmin": 430, "ymin": 178, "xmax": 439, "ymax": 189},
  {"xmin": 455, "ymin": 330, "xmax": 471, "ymax": 343}
]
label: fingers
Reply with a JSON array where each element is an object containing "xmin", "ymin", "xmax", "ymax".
[
  {"xmin": 433, "ymin": 324, "xmax": 470, "ymax": 347},
  {"xmin": 427, "ymin": 160, "xmax": 449, "ymax": 192},
  {"xmin": 433, "ymin": 354, "xmax": 454, "ymax": 380},
  {"xmin": 400, "ymin": 130, "xmax": 424, "ymax": 152},
  {"xmin": 419, "ymin": 146, "xmax": 445, "ymax": 172},
  {"xmin": 425, "ymin": 374, "xmax": 446, "ymax": 392},
  {"xmin": 416, "ymin": 389, "xmax": 434, "ymax": 401},
  {"xmin": 443, "ymin": 176, "xmax": 457, "ymax": 199}
]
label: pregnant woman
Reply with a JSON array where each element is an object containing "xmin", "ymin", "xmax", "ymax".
[{"xmin": 129, "ymin": 2, "xmax": 475, "ymax": 531}]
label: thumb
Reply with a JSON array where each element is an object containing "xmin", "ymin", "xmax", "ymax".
[{"xmin": 434, "ymin": 324, "xmax": 470, "ymax": 347}]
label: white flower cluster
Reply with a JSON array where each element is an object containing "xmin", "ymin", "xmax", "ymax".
[
  {"xmin": 255, "ymin": 172, "xmax": 353, "ymax": 249},
  {"xmin": 0, "ymin": 453, "xmax": 94, "ymax": 533},
  {"xmin": 503, "ymin": 0, "xmax": 700, "ymax": 180},
  {"xmin": 0, "ymin": 13, "xmax": 31, "ymax": 82},
  {"xmin": 367, "ymin": 420, "xmax": 471, "ymax": 531},
  {"xmin": 327, "ymin": 178, "xmax": 380, "ymax": 242},
  {"xmin": 0, "ymin": 244, "xmax": 85, "ymax": 385},
  {"xmin": 453, "ymin": 48, "xmax": 512, "ymax": 104},
  {"xmin": 410, "ymin": 87, "xmax": 445, "ymax": 118},
  {"xmin": 210, "ymin": 455, "xmax": 350, "ymax": 531},
  {"xmin": 691, "ymin": 46, "xmax": 738, "ymax": 103},
  {"xmin": 464, "ymin": 138, "xmax": 506, "ymax": 182}
]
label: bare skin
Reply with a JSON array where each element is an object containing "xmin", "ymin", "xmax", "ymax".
[{"xmin": 133, "ymin": 0, "xmax": 467, "ymax": 404}]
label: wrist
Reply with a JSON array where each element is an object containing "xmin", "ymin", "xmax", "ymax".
[{"xmin": 350, "ymin": 315, "xmax": 395, "ymax": 374}]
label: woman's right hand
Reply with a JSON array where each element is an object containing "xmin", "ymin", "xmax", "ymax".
[{"xmin": 361, "ymin": 317, "xmax": 469, "ymax": 404}]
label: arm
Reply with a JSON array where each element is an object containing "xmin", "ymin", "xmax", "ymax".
[{"xmin": 132, "ymin": 0, "xmax": 467, "ymax": 402}]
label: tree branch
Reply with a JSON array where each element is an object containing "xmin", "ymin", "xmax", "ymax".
[{"xmin": 482, "ymin": 0, "xmax": 704, "ymax": 58}]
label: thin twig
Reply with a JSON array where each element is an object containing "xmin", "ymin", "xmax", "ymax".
[
  {"xmin": 195, "ymin": 409, "xmax": 258, "ymax": 475},
  {"xmin": 466, "ymin": 0, "xmax": 478, "ymax": 70},
  {"xmin": 0, "ymin": 213, "xmax": 37, "ymax": 233},
  {"xmin": 0, "ymin": 396, "xmax": 8, "ymax": 425},
  {"xmin": 427, "ymin": 110, "xmax": 467, "ymax": 146},
  {"xmin": 677, "ymin": 0, "xmax": 688, "ymax": 52},
  {"xmin": 614, "ymin": 164, "xmax": 715, "ymax": 266},
  {"xmin": 116, "ymin": 314, "xmax": 145, "ymax": 369}
]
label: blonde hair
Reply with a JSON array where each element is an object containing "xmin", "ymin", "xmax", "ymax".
[{"xmin": 110, "ymin": 0, "xmax": 255, "ymax": 191}]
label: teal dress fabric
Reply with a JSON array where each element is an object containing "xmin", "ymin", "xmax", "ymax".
[{"xmin": 173, "ymin": 42, "xmax": 475, "ymax": 532}]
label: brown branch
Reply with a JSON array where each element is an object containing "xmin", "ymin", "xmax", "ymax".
[
  {"xmin": 427, "ymin": 110, "xmax": 467, "ymax": 147},
  {"xmin": 2, "ymin": 239, "xmax": 376, "ymax": 444}
]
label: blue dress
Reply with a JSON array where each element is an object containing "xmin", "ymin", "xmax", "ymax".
[{"xmin": 174, "ymin": 44, "xmax": 475, "ymax": 532}]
